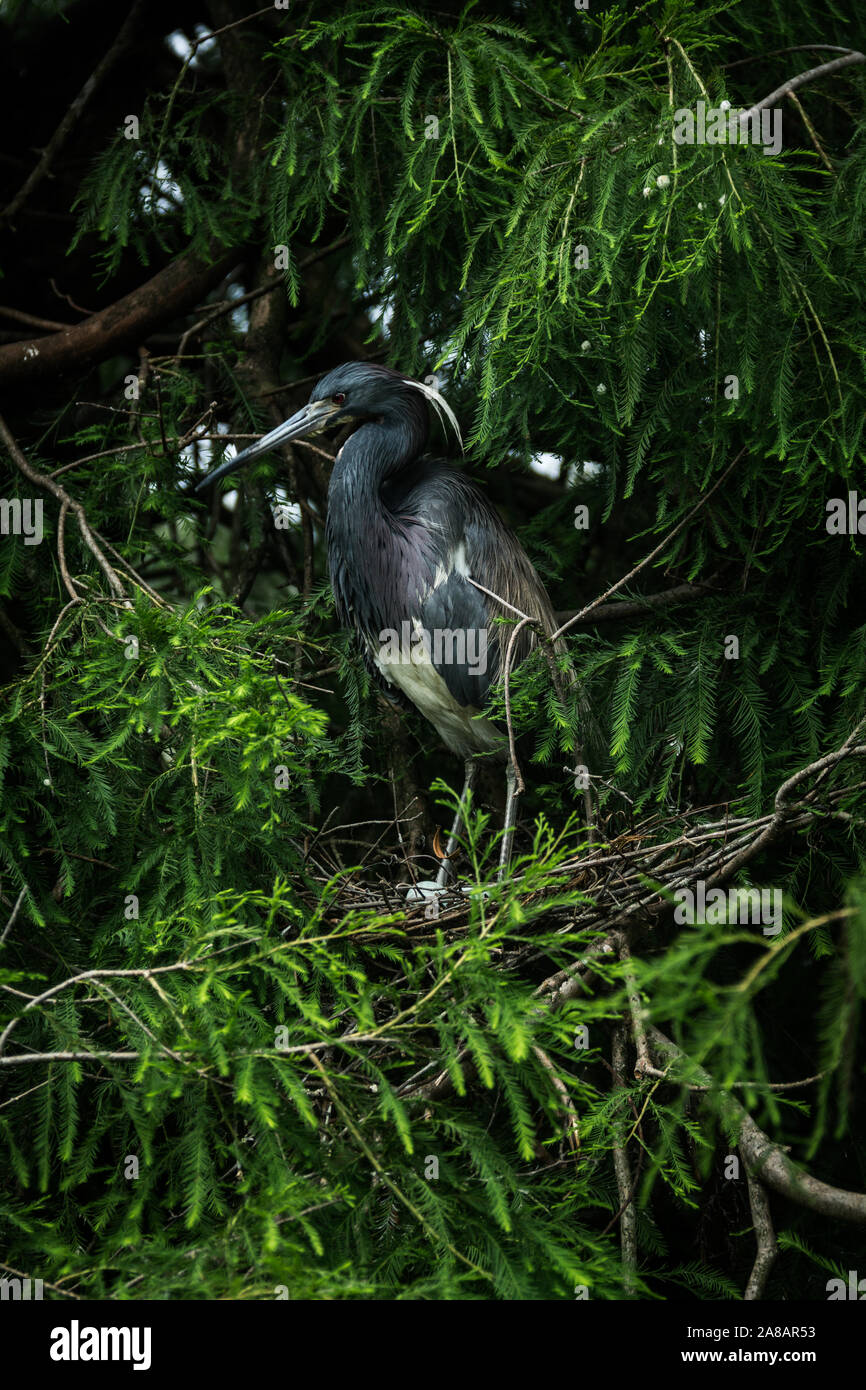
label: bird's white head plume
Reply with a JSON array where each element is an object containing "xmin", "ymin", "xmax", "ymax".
[{"xmin": 408, "ymin": 377, "xmax": 464, "ymax": 454}]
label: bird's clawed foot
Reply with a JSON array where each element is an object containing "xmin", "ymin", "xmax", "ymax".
[
  {"xmin": 405, "ymin": 879, "xmax": 452, "ymax": 919},
  {"xmin": 405, "ymin": 878, "xmax": 489, "ymax": 920}
]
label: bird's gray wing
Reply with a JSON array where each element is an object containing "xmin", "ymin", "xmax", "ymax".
[
  {"xmin": 411, "ymin": 474, "xmax": 558, "ymax": 710},
  {"xmin": 414, "ymin": 553, "xmax": 495, "ymax": 709}
]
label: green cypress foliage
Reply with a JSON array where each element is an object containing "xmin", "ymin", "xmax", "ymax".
[{"xmin": 0, "ymin": 0, "xmax": 864, "ymax": 1301}]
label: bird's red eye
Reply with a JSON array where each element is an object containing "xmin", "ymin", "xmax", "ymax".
[{"xmin": 332, "ymin": 393, "xmax": 346, "ymax": 405}]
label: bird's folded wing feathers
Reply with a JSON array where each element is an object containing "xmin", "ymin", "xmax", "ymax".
[{"xmin": 414, "ymin": 492, "xmax": 557, "ymax": 710}]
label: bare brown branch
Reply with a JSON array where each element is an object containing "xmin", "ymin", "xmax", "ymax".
[
  {"xmin": 0, "ymin": 249, "xmax": 239, "ymax": 385},
  {"xmin": 744, "ymin": 1166, "xmax": 778, "ymax": 1300},
  {"xmin": 649, "ymin": 1026, "xmax": 866, "ymax": 1225}
]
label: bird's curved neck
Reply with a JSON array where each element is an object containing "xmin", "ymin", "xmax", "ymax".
[
  {"xmin": 332, "ymin": 413, "xmax": 425, "ymax": 490},
  {"xmin": 326, "ymin": 413, "xmax": 431, "ymax": 635}
]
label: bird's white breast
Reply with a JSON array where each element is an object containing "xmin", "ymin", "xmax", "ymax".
[{"xmin": 369, "ymin": 623, "xmax": 502, "ymax": 758}]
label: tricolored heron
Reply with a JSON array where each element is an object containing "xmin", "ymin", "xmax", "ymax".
[{"xmin": 195, "ymin": 362, "xmax": 560, "ymax": 888}]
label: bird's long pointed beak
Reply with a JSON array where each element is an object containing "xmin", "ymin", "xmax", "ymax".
[{"xmin": 193, "ymin": 398, "xmax": 339, "ymax": 493}]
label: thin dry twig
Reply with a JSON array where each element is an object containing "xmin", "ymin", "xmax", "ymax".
[
  {"xmin": 0, "ymin": 413, "xmax": 131, "ymax": 608},
  {"xmin": 551, "ymin": 449, "xmax": 746, "ymax": 644},
  {"xmin": 611, "ymin": 1026, "xmax": 638, "ymax": 1290},
  {"xmin": 0, "ymin": 1, "xmax": 146, "ymax": 226},
  {"xmin": 618, "ymin": 934, "xmax": 652, "ymax": 1076},
  {"xmin": 532, "ymin": 1043, "xmax": 580, "ymax": 1158},
  {"xmin": 786, "ymin": 89, "xmax": 836, "ymax": 173},
  {"xmin": 0, "ymin": 888, "xmax": 28, "ymax": 947}
]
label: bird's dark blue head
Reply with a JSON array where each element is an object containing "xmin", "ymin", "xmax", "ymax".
[{"xmin": 194, "ymin": 362, "xmax": 461, "ymax": 494}]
